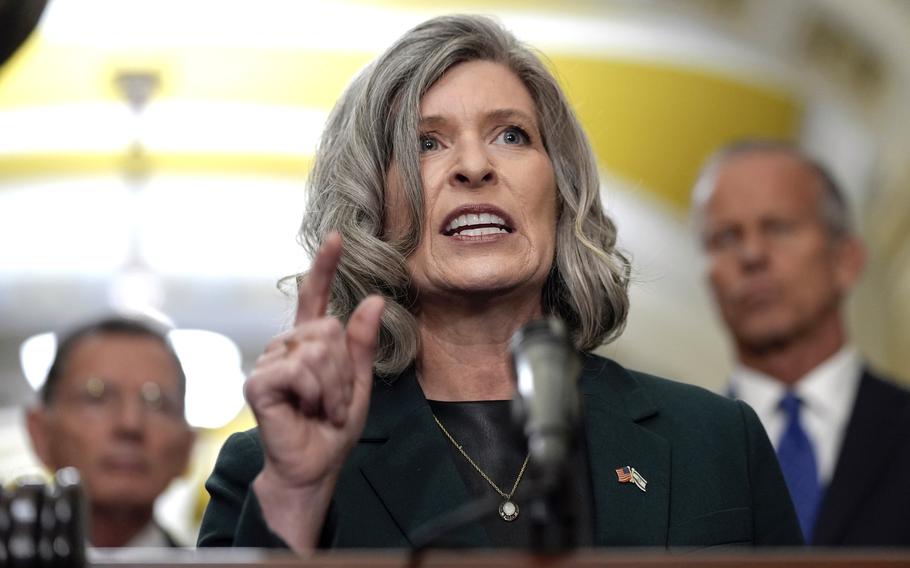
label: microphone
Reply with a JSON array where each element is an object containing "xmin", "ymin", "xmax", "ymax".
[
  {"xmin": 1, "ymin": 469, "xmax": 87, "ymax": 568},
  {"xmin": 509, "ymin": 317, "xmax": 581, "ymax": 489}
]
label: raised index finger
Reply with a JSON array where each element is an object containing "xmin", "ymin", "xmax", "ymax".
[{"xmin": 295, "ymin": 231, "xmax": 343, "ymax": 324}]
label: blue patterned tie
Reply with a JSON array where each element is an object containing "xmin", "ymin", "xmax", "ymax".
[{"xmin": 777, "ymin": 392, "xmax": 822, "ymax": 542}]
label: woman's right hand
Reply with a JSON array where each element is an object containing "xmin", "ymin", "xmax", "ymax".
[{"xmin": 243, "ymin": 232, "xmax": 384, "ymax": 551}]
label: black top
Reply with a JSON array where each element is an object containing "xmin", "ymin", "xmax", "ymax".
[{"xmin": 428, "ymin": 399, "xmax": 594, "ymax": 547}]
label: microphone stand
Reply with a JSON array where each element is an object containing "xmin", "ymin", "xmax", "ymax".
[{"xmin": 525, "ymin": 437, "xmax": 580, "ymax": 553}]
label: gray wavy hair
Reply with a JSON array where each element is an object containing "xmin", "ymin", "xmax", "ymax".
[{"xmin": 297, "ymin": 14, "xmax": 630, "ymax": 376}]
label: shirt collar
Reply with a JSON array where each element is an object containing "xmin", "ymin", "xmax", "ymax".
[
  {"xmin": 793, "ymin": 346, "xmax": 861, "ymax": 422},
  {"xmin": 730, "ymin": 363, "xmax": 785, "ymax": 417},
  {"xmin": 730, "ymin": 346, "xmax": 861, "ymax": 419}
]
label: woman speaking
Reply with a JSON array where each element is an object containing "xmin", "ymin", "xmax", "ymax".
[{"xmin": 198, "ymin": 14, "xmax": 802, "ymax": 551}]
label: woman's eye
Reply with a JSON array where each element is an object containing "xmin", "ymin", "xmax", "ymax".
[
  {"xmin": 496, "ymin": 126, "xmax": 530, "ymax": 145},
  {"xmin": 419, "ymin": 136, "xmax": 439, "ymax": 153}
]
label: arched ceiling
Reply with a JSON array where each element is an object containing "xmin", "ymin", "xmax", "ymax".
[
  {"xmin": 0, "ymin": 0, "xmax": 801, "ymax": 207},
  {"xmin": 0, "ymin": 0, "xmax": 908, "ymax": 406}
]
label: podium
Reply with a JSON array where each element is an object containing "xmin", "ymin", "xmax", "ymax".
[{"xmin": 86, "ymin": 548, "xmax": 910, "ymax": 568}]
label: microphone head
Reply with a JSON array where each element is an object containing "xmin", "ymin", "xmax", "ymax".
[
  {"xmin": 509, "ymin": 317, "xmax": 567, "ymax": 349},
  {"xmin": 510, "ymin": 317, "xmax": 581, "ymax": 480}
]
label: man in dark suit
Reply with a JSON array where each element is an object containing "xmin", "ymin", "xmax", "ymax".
[{"xmin": 692, "ymin": 140, "xmax": 910, "ymax": 546}]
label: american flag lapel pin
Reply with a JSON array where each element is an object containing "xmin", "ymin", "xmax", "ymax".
[{"xmin": 615, "ymin": 466, "xmax": 648, "ymax": 492}]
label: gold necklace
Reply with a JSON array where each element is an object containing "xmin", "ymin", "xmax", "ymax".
[{"xmin": 432, "ymin": 413, "xmax": 530, "ymax": 522}]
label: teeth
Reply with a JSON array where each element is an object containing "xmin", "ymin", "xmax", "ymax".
[
  {"xmin": 445, "ymin": 213, "xmax": 508, "ymax": 233},
  {"xmin": 460, "ymin": 227, "xmax": 508, "ymax": 237}
]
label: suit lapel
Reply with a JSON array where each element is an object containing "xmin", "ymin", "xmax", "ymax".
[
  {"xmin": 580, "ymin": 356, "xmax": 670, "ymax": 547},
  {"xmin": 358, "ymin": 370, "xmax": 489, "ymax": 548},
  {"xmin": 813, "ymin": 371, "xmax": 903, "ymax": 544}
]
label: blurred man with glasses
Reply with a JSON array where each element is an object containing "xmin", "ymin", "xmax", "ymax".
[{"xmin": 25, "ymin": 317, "xmax": 195, "ymax": 547}]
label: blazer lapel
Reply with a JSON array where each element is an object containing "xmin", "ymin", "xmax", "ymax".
[
  {"xmin": 358, "ymin": 370, "xmax": 490, "ymax": 548},
  {"xmin": 580, "ymin": 356, "xmax": 670, "ymax": 547},
  {"xmin": 813, "ymin": 371, "xmax": 903, "ymax": 544}
]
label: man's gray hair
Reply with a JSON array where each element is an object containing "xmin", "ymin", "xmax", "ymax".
[
  {"xmin": 691, "ymin": 140, "xmax": 852, "ymax": 241},
  {"xmin": 297, "ymin": 14, "xmax": 630, "ymax": 376}
]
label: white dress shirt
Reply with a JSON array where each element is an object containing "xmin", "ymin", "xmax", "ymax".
[
  {"xmin": 87, "ymin": 520, "xmax": 180, "ymax": 565},
  {"xmin": 124, "ymin": 521, "xmax": 175, "ymax": 547},
  {"xmin": 729, "ymin": 346, "xmax": 862, "ymax": 486}
]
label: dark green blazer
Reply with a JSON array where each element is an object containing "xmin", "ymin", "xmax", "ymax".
[{"xmin": 198, "ymin": 354, "xmax": 802, "ymax": 549}]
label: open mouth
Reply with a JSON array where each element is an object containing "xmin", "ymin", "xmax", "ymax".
[{"xmin": 441, "ymin": 207, "xmax": 515, "ymax": 237}]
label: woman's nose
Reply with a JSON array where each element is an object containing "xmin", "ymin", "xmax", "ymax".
[{"xmin": 450, "ymin": 140, "xmax": 496, "ymax": 189}]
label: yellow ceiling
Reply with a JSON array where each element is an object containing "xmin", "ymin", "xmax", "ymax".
[
  {"xmin": 0, "ymin": 4, "xmax": 801, "ymax": 210},
  {"xmin": 553, "ymin": 56, "xmax": 800, "ymax": 207}
]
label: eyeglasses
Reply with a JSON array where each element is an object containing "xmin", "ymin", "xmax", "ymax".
[{"xmin": 56, "ymin": 376, "xmax": 186, "ymax": 424}]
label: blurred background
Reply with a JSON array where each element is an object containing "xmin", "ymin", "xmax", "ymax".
[{"xmin": 1, "ymin": 0, "xmax": 909, "ymax": 545}]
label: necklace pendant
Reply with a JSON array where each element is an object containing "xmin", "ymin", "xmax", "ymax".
[{"xmin": 499, "ymin": 500, "xmax": 519, "ymax": 522}]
